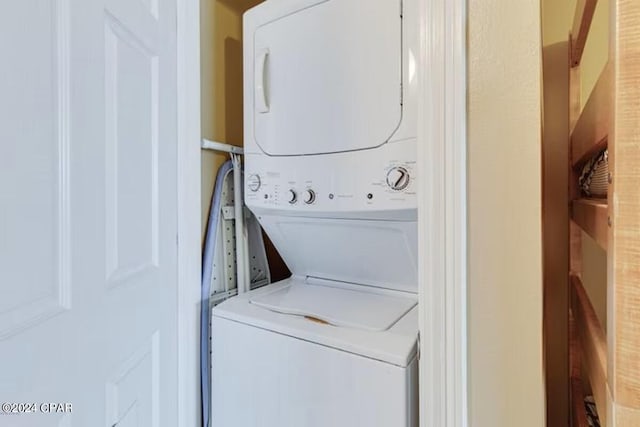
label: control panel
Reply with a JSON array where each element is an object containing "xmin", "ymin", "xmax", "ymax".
[{"xmin": 244, "ymin": 145, "xmax": 417, "ymax": 213}]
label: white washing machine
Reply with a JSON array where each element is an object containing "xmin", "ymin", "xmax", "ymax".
[{"xmin": 211, "ymin": 0, "xmax": 419, "ymax": 425}]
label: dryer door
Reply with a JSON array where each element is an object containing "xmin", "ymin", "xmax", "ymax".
[{"xmin": 252, "ymin": 0, "xmax": 402, "ymax": 156}]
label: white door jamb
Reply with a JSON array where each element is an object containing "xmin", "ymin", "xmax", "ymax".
[
  {"xmin": 176, "ymin": 0, "xmax": 202, "ymax": 425},
  {"xmin": 417, "ymin": 0, "xmax": 468, "ymax": 426}
]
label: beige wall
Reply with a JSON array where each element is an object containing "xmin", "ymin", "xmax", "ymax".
[
  {"xmin": 541, "ymin": 0, "xmax": 575, "ymax": 46},
  {"xmin": 542, "ymin": 0, "xmax": 609, "ymax": 105},
  {"xmin": 468, "ymin": 1, "xmax": 545, "ymax": 426},
  {"xmin": 200, "ymin": 1, "xmax": 242, "ymax": 240},
  {"xmin": 199, "ymin": 0, "xmax": 289, "ymax": 278},
  {"xmin": 579, "ymin": 0, "xmax": 609, "ymax": 108}
]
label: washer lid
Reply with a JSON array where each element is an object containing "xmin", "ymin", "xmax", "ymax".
[
  {"xmin": 213, "ymin": 278, "xmax": 418, "ymax": 366},
  {"xmin": 250, "ymin": 282, "xmax": 416, "ymax": 332}
]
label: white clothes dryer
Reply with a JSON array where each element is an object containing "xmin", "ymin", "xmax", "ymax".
[{"xmin": 212, "ymin": 0, "xmax": 420, "ymax": 425}]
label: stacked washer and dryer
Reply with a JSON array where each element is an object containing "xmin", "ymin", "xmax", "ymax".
[{"xmin": 211, "ymin": 0, "xmax": 419, "ymax": 425}]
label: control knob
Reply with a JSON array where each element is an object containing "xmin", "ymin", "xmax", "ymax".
[
  {"xmin": 288, "ymin": 189, "xmax": 298, "ymax": 204},
  {"xmin": 386, "ymin": 167, "xmax": 410, "ymax": 191},
  {"xmin": 303, "ymin": 189, "xmax": 316, "ymax": 204},
  {"xmin": 247, "ymin": 174, "xmax": 261, "ymax": 192}
]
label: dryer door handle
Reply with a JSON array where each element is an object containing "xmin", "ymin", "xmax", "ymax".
[{"xmin": 255, "ymin": 49, "xmax": 270, "ymax": 114}]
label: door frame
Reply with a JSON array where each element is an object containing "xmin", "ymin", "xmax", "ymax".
[
  {"xmin": 416, "ymin": 0, "xmax": 468, "ymax": 426},
  {"xmin": 176, "ymin": 0, "xmax": 202, "ymax": 425},
  {"xmin": 175, "ymin": 0, "xmax": 468, "ymax": 425}
]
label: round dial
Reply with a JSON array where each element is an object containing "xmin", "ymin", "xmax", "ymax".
[
  {"xmin": 247, "ymin": 174, "xmax": 261, "ymax": 192},
  {"xmin": 288, "ymin": 189, "xmax": 298, "ymax": 204},
  {"xmin": 386, "ymin": 167, "xmax": 410, "ymax": 191},
  {"xmin": 303, "ymin": 189, "xmax": 316, "ymax": 204}
]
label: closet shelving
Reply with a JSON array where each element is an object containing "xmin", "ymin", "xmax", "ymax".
[
  {"xmin": 562, "ymin": 0, "xmax": 640, "ymax": 425},
  {"xmin": 570, "ymin": 60, "xmax": 610, "ymax": 252}
]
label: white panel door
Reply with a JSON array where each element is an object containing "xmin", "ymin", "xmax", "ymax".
[{"xmin": 0, "ymin": 0, "xmax": 179, "ymax": 426}]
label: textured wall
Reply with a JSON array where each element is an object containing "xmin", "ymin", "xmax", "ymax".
[{"xmin": 468, "ymin": 0, "xmax": 545, "ymax": 425}]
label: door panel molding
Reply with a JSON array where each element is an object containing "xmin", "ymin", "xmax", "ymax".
[
  {"xmin": 104, "ymin": 12, "xmax": 161, "ymax": 289},
  {"xmin": 105, "ymin": 331, "xmax": 160, "ymax": 427},
  {"xmin": 0, "ymin": 0, "xmax": 71, "ymax": 340}
]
